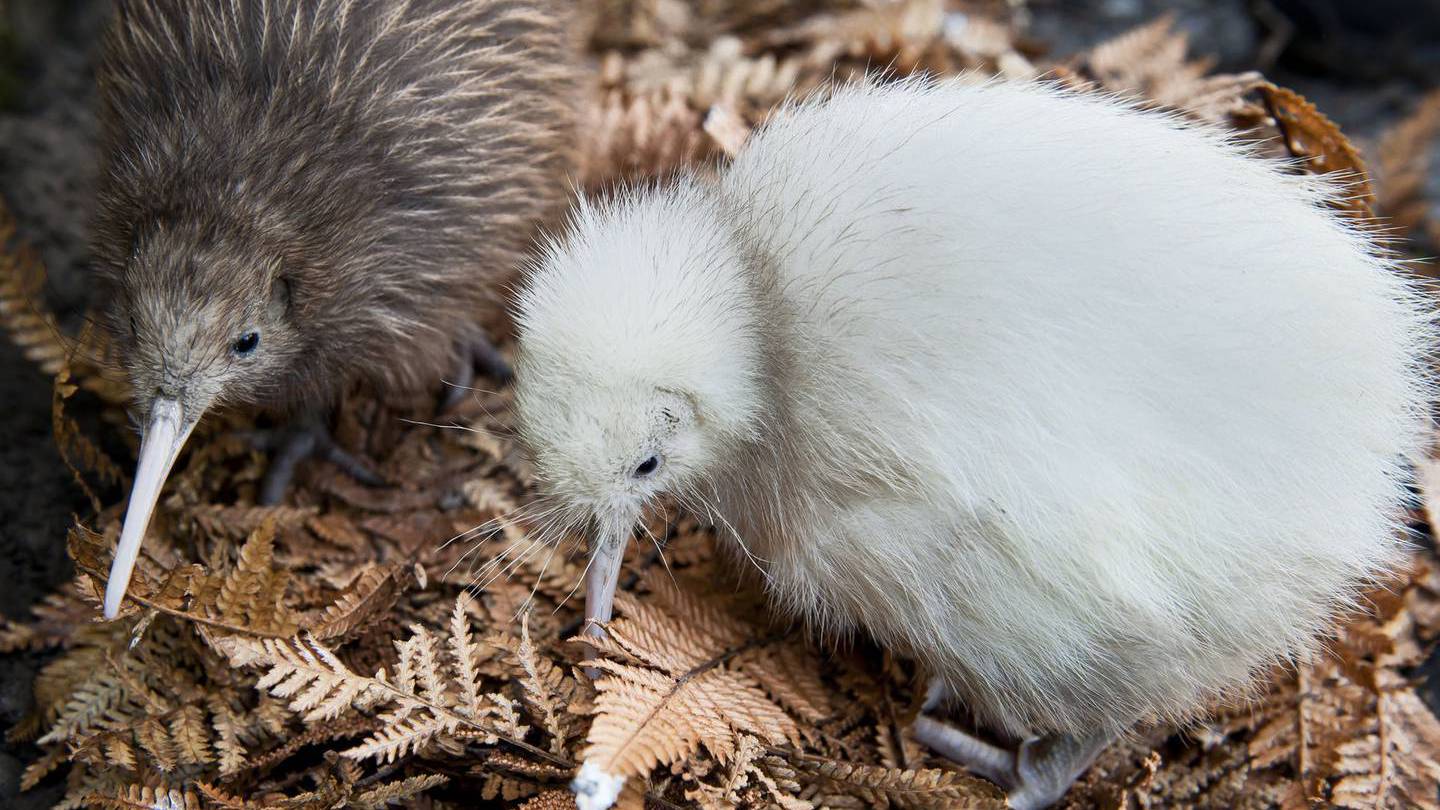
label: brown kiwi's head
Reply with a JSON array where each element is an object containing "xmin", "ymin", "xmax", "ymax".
[{"xmin": 100, "ymin": 218, "xmax": 301, "ymax": 619}]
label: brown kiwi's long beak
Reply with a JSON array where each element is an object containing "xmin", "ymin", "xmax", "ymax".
[{"xmin": 103, "ymin": 397, "xmax": 197, "ymax": 619}]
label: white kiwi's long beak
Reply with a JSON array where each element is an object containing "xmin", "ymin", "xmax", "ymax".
[
  {"xmin": 103, "ymin": 397, "xmax": 197, "ymax": 619},
  {"xmin": 583, "ymin": 525, "xmax": 627, "ymax": 651}
]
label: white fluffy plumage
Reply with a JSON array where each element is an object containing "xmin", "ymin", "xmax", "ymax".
[{"xmin": 515, "ymin": 78, "xmax": 1433, "ymax": 770}]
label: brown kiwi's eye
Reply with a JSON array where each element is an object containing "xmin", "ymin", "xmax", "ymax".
[
  {"xmin": 232, "ymin": 331, "xmax": 260, "ymax": 356},
  {"xmin": 633, "ymin": 455, "xmax": 660, "ymax": 478}
]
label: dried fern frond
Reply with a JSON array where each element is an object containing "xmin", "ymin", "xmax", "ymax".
[
  {"xmin": 219, "ymin": 602, "xmax": 573, "ymax": 770},
  {"xmin": 305, "ymin": 512, "xmax": 372, "ymax": 551},
  {"xmin": 1, "ymin": 197, "xmax": 131, "ymax": 410},
  {"xmin": 1077, "ymin": 14, "xmax": 1194, "ymax": 89},
  {"xmin": 197, "ymin": 761, "xmax": 361, "ymax": 809},
  {"xmin": 205, "ymin": 695, "xmax": 248, "ymax": 777},
  {"xmin": 578, "ymin": 86, "xmax": 715, "ymax": 186},
  {"xmin": 585, "ymin": 0, "xmax": 665, "ymax": 50},
  {"xmin": 19, "ymin": 746, "xmax": 68, "ymax": 792},
  {"xmin": 81, "ymin": 785, "xmax": 203, "ymax": 810},
  {"xmin": 765, "ymin": 0, "xmax": 948, "ymax": 72},
  {"xmin": 37, "ymin": 669, "xmax": 134, "ymax": 747},
  {"xmin": 52, "ymin": 365, "xmax": 126, "ymax": 513},
  {"xmin": 301, "ymin": 562, "xmax": 412, "ymax": 641},
  {"xmin": 351, "ymin": 773, "xmax": 451, "ymax": 809},
  {"xmin": 1259, "ymin": 82, "xmax": 1376, "ymax": 217},
  {"xmin": 218, "ymin": 633, "xmax": 387, "ymax": 725},
  {"xmin": 168, "ymin": 704, "xmax": 213, "ymax": 767},
  {"xmin": 211, "ymin": 517, "xmax": 298, "ymax": 635},
  {"xmin": 577, "ymin": 0, "xmax": 1024, "ymax": 185},
  {"xmin": 498, "ymin": 613, "xmax": 573, "ymax": 755},
  {"xmin": 234, "ymin": 711, "xmax": 376, "ymax": 778},
  {"xmin": 0, "ymin": 195, "xmax": 70, "ymax": 376},
  {"xmin": 1329, "ymin": 687, "xmax": 1440, "ymax": 808},
  {"xmin": 20, "ymin": 601, "xmax": 276, "ymax": 804},
  {"xmin": 1062, "ymin": 15, "xmax": 1264, "ymax": 125},
  {"xmin": 789, "ymin": 750, "xmax": 1003, "ymax": 808},
  {"xmin": 733, "ymin": 642, "xmax": 836, "ymax": 725},
  {"xmin": 581, "ymin": 571, "xmax": 800, "ymax": 778},
  {"xmin": 1374, "ymin": 90, "xmax": 1440, "ymax": 240},
  {"xmin": 188, "ymin": 504, "xmax": 319, "ymax": 542},
  {"xmin": 518, "ymin": 789, "xmax": 581, "ymax": 810},
  {"xmin": 0, "ymin": 578, "xmax": 95, "ymax": 653}
]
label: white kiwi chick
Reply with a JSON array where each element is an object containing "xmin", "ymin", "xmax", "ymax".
[{"xmin": 513, "ymin": 78, "xmax": 1434, "ymax": 809}]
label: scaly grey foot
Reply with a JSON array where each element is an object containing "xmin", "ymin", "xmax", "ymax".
[
  {"xmin": 913, "ymin": 714, "xmax": 1110, "ymax": 809},
  {"xmin": 913, "ymin": 679, "xmax": 1113, "ymax": 809},
  {"xmin": 439, "ymin": 332, "xmax": 514, "ymax": 414},
  {"xmin": 912, "ymin": 713, "xmax": 1016, "ymax": 787},
  {"xmin": 247, "ymin": 416, "xmax": 386, "ymax": 504},
  {"xmin": 1006, "ymin": 730, "xmax": 1112, "ymax": 810}
]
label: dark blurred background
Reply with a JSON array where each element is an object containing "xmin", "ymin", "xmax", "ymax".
[{"xmin": 1, "ymin": 1, "xmax": 1437, "ymax": 806}]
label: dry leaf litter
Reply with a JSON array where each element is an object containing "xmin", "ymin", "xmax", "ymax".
[{"xmin": 2, "ymin": 2, "xmax": 1440, "ymax": 808}]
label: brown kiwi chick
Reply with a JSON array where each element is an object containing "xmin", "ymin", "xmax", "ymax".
[{"xmin": 92, "ymin": 0, "xmax": 576, "ymax": 618}]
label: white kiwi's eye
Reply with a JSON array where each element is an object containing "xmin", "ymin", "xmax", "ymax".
[
  {"xmin": 232, "ymin": 331, "xmax": 260, "ymax": 356},
  {"xmin": 633, "ymin": 455, "xmax": 661, "ymax": 478}
]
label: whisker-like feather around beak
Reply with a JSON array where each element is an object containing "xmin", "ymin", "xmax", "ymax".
[{"xmin": 104, "ymin": 397, "xmax": 198, "ymax": 618}]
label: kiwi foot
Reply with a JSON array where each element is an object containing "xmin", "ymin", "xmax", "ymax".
[
  {"xmin": 439, "ymin": 333, "xmax": 514, "ymax": 413},
  {"xmin": 911, "ymin": 682, "xmax": 1113, "ymax": 809},
  {"xmin": 913, "ymin": 715, "xmax": 1112, "ymax": 809},
  {"xmin": 247, "ymin": 415, "xmax": 385, "ymax": 505}
]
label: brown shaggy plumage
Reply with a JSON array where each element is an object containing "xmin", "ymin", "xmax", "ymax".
[{"xmin": 92, "ymin": 0, "xmax": 576, "ymax": 413}]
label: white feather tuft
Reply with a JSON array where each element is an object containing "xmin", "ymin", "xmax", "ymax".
[{"xmin": 571, "ymin": 761, "xmax": 626, "ymax": 810}]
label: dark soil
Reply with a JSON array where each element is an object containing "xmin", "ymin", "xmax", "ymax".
[{"xmin": 0, "ymin": 2, "xmax": 1435, "ymax": 807}]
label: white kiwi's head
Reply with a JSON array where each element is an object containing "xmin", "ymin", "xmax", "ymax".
[
  {"xmin": 512, "ymin": 177, "xmax": 767, "ymax": 641},
  {"xmin": 517, "ymin": 382, "xmax": 704, "ymax": 527}
]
